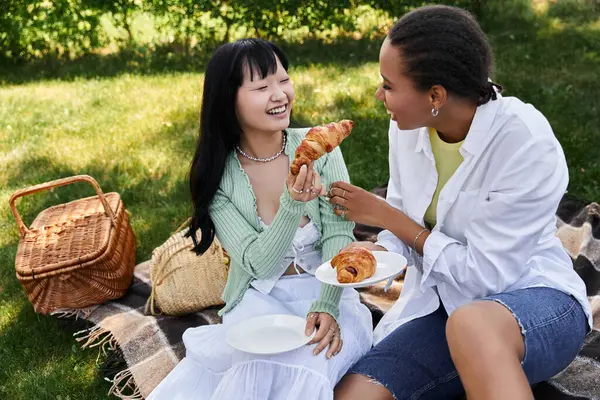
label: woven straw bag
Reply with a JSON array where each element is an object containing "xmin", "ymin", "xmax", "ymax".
[
  {"xmin": 146, "ymin": 219, "xmax": 229, "ymax": 316},
  {"xmin": 9, "ymin": 175, "xmax": 136, "ymax": 315}
]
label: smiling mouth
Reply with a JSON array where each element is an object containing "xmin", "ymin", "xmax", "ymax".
[{"xmin": 267, "ymin": 104, "xmax": 288, "ymax": 115}]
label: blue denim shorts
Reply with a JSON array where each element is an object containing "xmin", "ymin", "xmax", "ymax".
[{"xmin": 347, "ymin": 287, "xmax": 587, "ymax": 400}]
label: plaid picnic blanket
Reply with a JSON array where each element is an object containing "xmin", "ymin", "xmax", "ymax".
[{"xmin": 54, "ymin": 190, "xmax": 600, "ymax": 400}]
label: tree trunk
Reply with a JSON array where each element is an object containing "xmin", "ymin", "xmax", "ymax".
[
  {"xmin": 123, "ymin": 8, "xmax": 133, "ymax": 44},
  {"xmin": 223, "ymin": 18, "xmax": 232, "ymax": 44},
  {"xmin": 471, "ymin": 0, "xmax": 483, "ymax": 20}
]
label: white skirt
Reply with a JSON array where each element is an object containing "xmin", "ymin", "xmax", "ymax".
[{"xmin": 148, "ymin": 273, "xmax": 373, "ymax": 400}]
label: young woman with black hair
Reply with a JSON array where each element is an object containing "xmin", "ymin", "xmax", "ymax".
[
  {"xmin": 147, "ymin": 38, "xmax": 372, "ymax": 400},
  {"xmin": 330, "ymin": 5, "xmax": 592, "ymax": 400}
]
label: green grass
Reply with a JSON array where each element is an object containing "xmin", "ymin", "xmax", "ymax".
[{"xmin": 1, "ymin": 2, "xmax": 599, "ymax": 399}]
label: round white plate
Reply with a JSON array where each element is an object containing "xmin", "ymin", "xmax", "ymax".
[
  {"xmin": 226, "ymin": 314, "xmax": 316, "ymax": 355},
  {"xmin": 315, "ymin": 251, "xmax": 407, "ymax": 288}
]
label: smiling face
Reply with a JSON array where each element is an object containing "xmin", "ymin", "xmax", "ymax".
[
  {"xmin": 375, "ymin": 38, "xmax": 433, "ymax": 131},
  {"xmin": 235, "ymin": 56, "xmax": 295, "ymax": 136}
]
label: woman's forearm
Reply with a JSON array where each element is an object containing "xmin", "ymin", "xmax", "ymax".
[{"xmin": 378, "ymin": 203, "xmax": 431, "ymax": 256}]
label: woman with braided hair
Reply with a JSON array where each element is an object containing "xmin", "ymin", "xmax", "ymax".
[{"xmin": 330, "ymin": 5, "xmax": 592, "ymax": 400}]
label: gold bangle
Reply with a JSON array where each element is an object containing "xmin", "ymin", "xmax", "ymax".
[{"xmin": 412, "ymin": 228, "xmax": 429, "ymax": 251}]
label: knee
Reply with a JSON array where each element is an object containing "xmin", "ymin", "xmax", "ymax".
[
  {"xmin": 335, "ymin": 373, "xmax": 367, "ymax": 399},
  {"xmin": 446, "ymin": 302, "xmax": 522, "ymax": 361},
  {"xmin": 446, "ymin": 303, "xmax": 484, "ymax": 341},
  {"xmin": 334, "ymin": 373, "xmax": 394, "ymax": 400},
  {"xmin": 446, "ymin": 303, "xmax": 498, "ymax": 358}
]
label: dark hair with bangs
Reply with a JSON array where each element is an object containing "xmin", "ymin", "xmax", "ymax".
[
  {"xmin": 188, "ymin": 38, "xmax": 290, "ymax": 254},
  {"xmin": 389, "ymin": 5, "xmax": 503, "ymax": 105}
]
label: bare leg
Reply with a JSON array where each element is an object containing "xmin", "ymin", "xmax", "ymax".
[
  {"xmin": 446, "ymin": 301, "xmax": 532, "ymax": 400},
  {"xmin": 334, "ymin": 373, "xmax": 395, "ymax": 400}
]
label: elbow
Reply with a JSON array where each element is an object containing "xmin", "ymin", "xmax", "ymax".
[
  {"xmin": 242, "ymin": 254, "xmax": 277, "ymax": 280},
  {"xmin": 244, "ymin": 262, "xmax": 272, "ymax": 280},
  {"xmin": 252, "ymin": 267, "xmax": 273, "ymax": 281}
]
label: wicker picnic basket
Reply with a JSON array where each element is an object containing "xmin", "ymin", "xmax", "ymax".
[
  {"xmin": 9, "ymin": 175, "xmax": 136, "ymax": 315},
  {"xmin": 146, "ymin": 219, "xmax": 229, "ymax": 316}
]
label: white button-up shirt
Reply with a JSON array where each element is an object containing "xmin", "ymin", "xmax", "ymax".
[{"xmin": 374, "ymin": 94, "xmax": 593, "ymax": 344}]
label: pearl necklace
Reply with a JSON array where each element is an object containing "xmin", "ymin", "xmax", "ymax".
[{"xmin": 235, "ymin": 132, "xmax": 287, "ymax": 163}]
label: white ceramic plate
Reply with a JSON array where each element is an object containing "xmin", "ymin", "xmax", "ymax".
[
  {"xmin": 315, "ymin": 251, "xmax": 407, "ymax": 289},
  {"xmin": 226, "ymin": 314, "xmax": 316, "ymax": 355}
]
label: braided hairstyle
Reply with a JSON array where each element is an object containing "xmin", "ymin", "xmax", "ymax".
[{"xmin": 388, "ymin": 5, "xmax": 503, "ymax": 106}]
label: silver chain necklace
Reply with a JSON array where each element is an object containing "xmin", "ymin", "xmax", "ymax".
[{"xmin": 235, "ymin": 132, "xmax": 287, "ymax": 163}]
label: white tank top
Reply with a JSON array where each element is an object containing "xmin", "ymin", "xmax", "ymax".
[{"xmin": 251, "ymin": 218, "xmax": 323, "ymax": 294}]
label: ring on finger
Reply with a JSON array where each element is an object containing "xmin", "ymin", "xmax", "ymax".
[
  {"xmin": 342, "ymin": 189, "xmax": 347, "ymax": 198},
  {"xmin": 340, "ymin": 210, "xmax": 346, "ymax": 219},
  {"xmin": 292, "ymin": 187, "xmax": 303, "ymax": 194}
]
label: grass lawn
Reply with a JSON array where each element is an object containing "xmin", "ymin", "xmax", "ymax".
[{"xmin": 1, "ymin": 2, "xmax": 599, "ymax": 399}]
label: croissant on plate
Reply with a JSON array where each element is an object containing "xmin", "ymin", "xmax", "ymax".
[
  {"xmin": 331, "ymin": 247, "xmax": 376, "ymax": 284},
  {"xmin": 290, "ymin": 120, "xmax": 354, "ymax": 175}
]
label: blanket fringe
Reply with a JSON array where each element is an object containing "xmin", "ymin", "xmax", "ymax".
[
  {"xmin": 57, "ymin": 316, "xmax": 142, "ymax": 398},
  {"xmin": 105, "ymin": 368, "xmax": 143, "ymax": 400},
  {"xmin": 74, "ymin": 324, "xmax": 119, "ymax": 365},
  {"xmin": 73, "ymin": 323, "xmax": 142, "ymax": 398},
  {"xmin": 51, "ymin": 308, "xmax": 93, "ymax": 320}
]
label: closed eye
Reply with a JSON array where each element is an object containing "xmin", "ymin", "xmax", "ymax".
[{"xmin": 280, "ymin": 78, "xmax": 290, "ymax": 83}]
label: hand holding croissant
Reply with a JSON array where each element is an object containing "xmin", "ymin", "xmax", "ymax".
[{"xmin": 290, "ymin": 120, "xmax": 354, "ymax": 175}]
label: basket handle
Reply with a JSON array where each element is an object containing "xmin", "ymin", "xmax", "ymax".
[
  {"xmin": 173, "ymin": 217, "xmax": 192, "ymax": 235},
  {"xmin": 8, "ymin": 175, "xmax": 117, "ymax": 238}
]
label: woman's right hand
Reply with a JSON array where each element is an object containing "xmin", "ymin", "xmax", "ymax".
[
  {"xmin": 286, "ymin": 163, "xmax": 326, "ymax": 202},
  {"xmin": 341, "ymin": 241, "xmax": 387, "ymax": 252}
]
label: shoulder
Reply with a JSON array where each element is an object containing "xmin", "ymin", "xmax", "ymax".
[
  {"xmin": 487, "ymin": 97, "xmax": 566, "ymax": 183},
  {"xmin": 481, "ymin": 97, "xmax": 566, "ymax": 179},
  {"xmin": 492, "ymin": 96, "xmax": 556, "ymax": 147},
  {"xmin": 216, "ymin": 153, "xmax": 239, "ymax": 197},
  {"xmin": 286, "ymin": 126, "xmax": 312, "ymax": 137},
  {"xmin": 286, "ymin": 126, "xmax": 311, "ymax": 148}
]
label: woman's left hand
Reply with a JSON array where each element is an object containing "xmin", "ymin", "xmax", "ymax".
[
  {"xmin": 305, "ymin": 312, "xmax": 342, "ymax": 359},
  {"xmin": 328, "ymin": 181, "xmax": 389, "ymax": 227}
]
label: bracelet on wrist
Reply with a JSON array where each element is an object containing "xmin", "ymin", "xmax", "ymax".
[{"xmin": 412, "ymin": 228, "xmax": 429, "ymax": 251}]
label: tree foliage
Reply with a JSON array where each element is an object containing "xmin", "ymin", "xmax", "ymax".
[
  {"xmin": 0, "ymin": 0, "xmax": 487, "ymax": 63},
  {"xmin": 0, "ymin": 0, "xmax": 104, "ymax": 62}
]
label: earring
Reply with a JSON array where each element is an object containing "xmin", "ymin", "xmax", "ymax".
[{"xmin": 431, "ymin": 107, "xmax": 439, "ymax": 117}]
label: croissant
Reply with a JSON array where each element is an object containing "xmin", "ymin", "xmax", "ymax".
[
  {"xmin": 331, "ymin": 247, "xmax": 376, "ymax": 284},
  {"xmin": 290, "ymin": 120, "xmax": 354, "ymax": 175}
]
